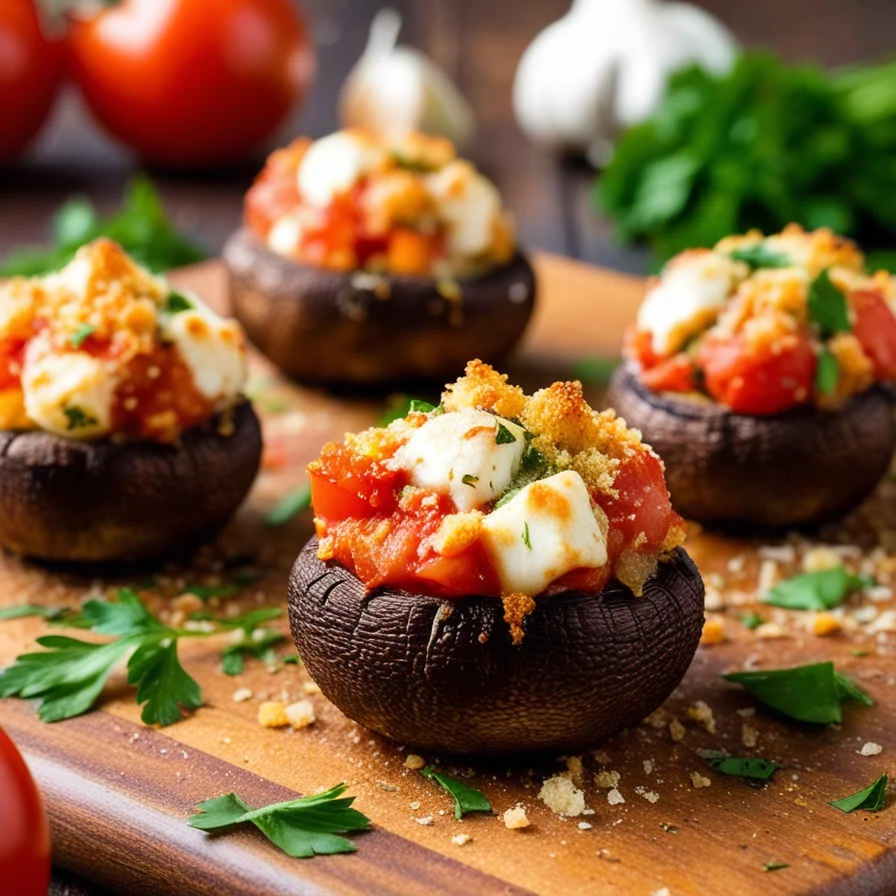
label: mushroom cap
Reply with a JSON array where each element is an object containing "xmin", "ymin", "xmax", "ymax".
[
  {"xmin": 0, "ymin": 401, "xmax": 262, "ymax": 562},
  {"xmin": 607, "ymin": 364, "xmax": 896, "ymax": 529},
  {"xmin": 288, "ymin": 538, "xmax": 705, "ymax": 755},
  {"xmin": 223, "ymin": 227, "xmax": 537, "ymax": 387}
]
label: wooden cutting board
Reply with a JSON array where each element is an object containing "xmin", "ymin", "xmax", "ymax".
[{"xmin": 1, "ymin": 254, "xmax": 895, "ymax": 896}]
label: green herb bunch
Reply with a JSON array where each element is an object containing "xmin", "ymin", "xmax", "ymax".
[{"xmin": 598, "ymin": 53, "xmax": 896, "ymax": 266}]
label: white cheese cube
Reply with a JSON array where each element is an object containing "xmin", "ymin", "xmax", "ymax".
[
  {"xmin": 297, "ymin": 132, "xmax": 384, "ymax": 207},
  {"xmin": 393, "ymin": 409, "xmax": 525, "ymax": 512},
  {"xmin": 426, "ymin": 163, "xmax": 502, "ymax": 257},
  {"xmin": 22, "ymin": 350, "xmax": 116, "ymax": 439},
  {"xmin": 481, "ymin": 470, "xmax": 607, "ymax": 596},
  {"xmin": 637, "ymin": 250, "xmax": 738, "ymax": 355},
  {"xmin": 160, "ymin": 297, "xmax": 247, "ymax": 403}
]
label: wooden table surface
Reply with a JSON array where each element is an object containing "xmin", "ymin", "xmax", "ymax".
[{"xmin": 0, "ymin": 2, "xmax": 894, "ymax": 894}]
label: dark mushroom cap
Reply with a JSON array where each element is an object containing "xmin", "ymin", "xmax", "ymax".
[
  {"xmin": 607, "ymin": 364, "xmax": 896, "ymax": 529},
  {"xmin": 0, "ymin": 401, "xmax": 262, "ymax": 563},
  {"xmin": 288, "ymin": 538, "xmax": 705, "ymax": 755},
  {"xmin": 223, "ymin": 227, "xmax": 537, "ymax": 387}
]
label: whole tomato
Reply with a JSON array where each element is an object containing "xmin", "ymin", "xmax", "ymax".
[
  {"xmin": 0, "ymin": 0, "xmax": 63, "ymax": 163},
  {"xmin": 0, "ymin": 727, "xmax": 51, "ymax": 896},
  {"xmin": 66, "ymin": 0, "xmax": 315, "ymax": 168}
]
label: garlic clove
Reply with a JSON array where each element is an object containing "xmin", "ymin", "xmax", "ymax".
[{"xmin": 339, "ymin": 9, "xmax": 475, "ymax": 150}]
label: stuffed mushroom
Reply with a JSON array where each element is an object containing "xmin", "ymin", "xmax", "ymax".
[
  {"xmin": 288, "ymin": 361, "xmax": 704, "ymax": 754},
  {"xmin": 607, "ymin": 225, "xmax": 896, "ymax": 529},
  {"xmin": 224, "ymin": 130, "xmax": 536, "ymax": 386},
  {"xmin": 0, "ymin": 239, "xmax": 262, "ymax": 562}
]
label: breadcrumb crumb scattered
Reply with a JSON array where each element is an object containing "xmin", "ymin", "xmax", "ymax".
[
  {"xmin": 686, "ymin": 700, "xmax": 717, "ymax": 734},
  {"xmin": 607, "ymin": 788, "xmax": 625, "ymax": 806},
  {"xmin": 257, "ymin": 701, "xmax": 290, "ymax": 728},
  {"xmin": 232, "ymin": 687, "xmax": 253, "ymax": 703},
  {"xmin": 669, "ymin": 719, "xmax": 686, "ymax": 742},
  {"xmin": 451, "ymin": 833, "xmax": 472, "ymax": 846},
  {"xmin": 859, "ymin": 742, "xmax": 883, "ymax": 756},
  {"xmin": 594, "ymin": 770, "xmax": 621, "ymax": 789},
  {"xmin": 415, "ymin": 816, "xmax": 434, "ymax": 826},
  {"xmin": 538, "ymin": 776, "xmax": 586, "ymax": 817},
  {"xmin": 284, "ymin": 699, "xmax": 316, "ymax": 729},
  {"xmin": 690, "ymin": 772, "xmax": 712, "ymax": 789},
  {"xmin": 503, "ymin": 804, "xmax": 531, "ymax": 829},
  {"xmin": 404, "ymin": 753, "xmax": 426, "ymax": 770}
]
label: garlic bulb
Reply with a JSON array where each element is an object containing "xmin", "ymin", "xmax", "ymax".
[
  {"xmin": 340, "ymin": 9, "xmax": 475, "ymax": 150},
  {"xmin": 513, "ymin": 0, "xmax": 737, "ymax": 163}
]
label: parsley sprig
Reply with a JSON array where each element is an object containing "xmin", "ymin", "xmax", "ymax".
[
  {"xmin": 764, "ymin": 566, "xmax": 872, "ymax": 612},
  {"xmin": 0, "ymin": 589, "xmax": 282, "ymax": 725},
  {"xmin": 723, "ymin": 661, "xmax": 873, "ymax": 724},
  {"xmin": 188, "ymin": 783, "xmax": 371, "ymax": 857},
  {"xmin": 420, "ymin": 767, "xmax": 492, "ymax": 819},
  {"xmin": 829, "ymin": 773, "xmax": 889, "ymax": 814}
]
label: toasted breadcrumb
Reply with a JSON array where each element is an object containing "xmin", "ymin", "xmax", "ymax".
[
  {"xmin": 258, "ymin": 701, "xmax": 290, "ymax": 728},
  {"xmin": 686, "ymin": 701, "xmax": 717, "ymax": 734},
  {"xmin": 451, "ymin": 833, "xmax": 473, "ymax": 846},
  {"xmin": 404, "ymin": 754, "xmax": 426, "ymax": 770},
  {"xmin": 284, "ymin": 699, "xmax": 316, "ymax": 729},
  {"xmin": 502, "ymin": 804, "xmax": 531, "ymax": 829},
  {"xmin": 442, "ymin": 359, "xmax": 527, "ymax": 419},
  {"xmin": 502, "ymin": 592, "xmax": 536, "ymax": 646},
  {"xmin": 700, "ymin": 618, "xmax": 726, "ymax": 645},
  {"xmin": 538, "ymin": 776, "xmax": 586, "ymax": 817},
  {"xmin": 690, "ymin": 772, "xmax": 712, "ymax": 789}
]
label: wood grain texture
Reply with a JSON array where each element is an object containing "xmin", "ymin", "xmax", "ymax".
[{"xmin": 0, "ymin": 254, "xmax": 893, "ymax": 896}]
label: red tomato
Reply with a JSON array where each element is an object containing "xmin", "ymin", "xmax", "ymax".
[
  {"xmin": 66, "ymin": 0, "xmax": 315, "ymax": 168},
  {"xmin": 640, "ymin": 353, "xmax": 696, "ymax": 393},
  {"xmin": 850, "ymin": 289, "xmax": 896, "ymax": 380},
  {"xmin": 623, "ymin": 326, "xmax": 660, "ymax": 369},
  {"xmin": 698, "ymin": 331, "xmax": 816, "ymax": 415},
  {"xmin": 0, "ymin": 727, "xmax": 51, "ymax": 896},
  {"xmin": 0, "ymin": 1, "xmax": 63, "ymax": 163}
]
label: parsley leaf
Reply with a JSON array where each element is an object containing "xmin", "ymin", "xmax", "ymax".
[
  {"xmin": 764, "ymin": 567, "xmax": 871, "ymax": 611},
  {"xmin": 63, "ymin": 407, "xmax": 98, "ymax": 431},
  {"xmin": 0, "ymin": 588, "xmax": 282, "ymax": 724},
  {"xmin": 829, "ymin": 773, "xmax": 888, "ymax": 813},
  {"xmin": 377, "ymin": 395, "xmax": 441, "ymax": 426},
  {"xmin": 495, "ymin": 422, "xmax": 518, "ymax": 445},
  {"xmin": 763, "ymin": 862, "xmax": 789, "ymax": 872},
  {"xmin": 0, "ymin": 177, "xmax": 206, "ymax": 276},
  {"xmin": 266, "ymin": 484, "xmax": 311, "ymax": 527},
  {"xmin": 727, "ymin": 245, "xmax": 791, "ymax": 270},
  {"xmin": 461, "ymin": 474, "xmax": 479, "ymax": 486},
  {"xmin": 521, "ymin": 521, "xmax": 532, "ymax": 550},
  {"xmin": 808, "ymin": 270, "xmax": 852, "ymax": 337},
  {"xmin": 573, "ymin": 356, "xmax": 619, "ymax": 385},
  {"xmin": 741, "ymin": 612, "xmax": 763, "ymax": 631},
  {"xmin": 164, "ymin": 292, "xmax": 194, "ymax": 314},
  {"xmin": 701, "ymin": 751, "xmax": 780, "ymax": 781},
  {"xmin": 420, "ymin": 767, "xmax": 492, "ymax": 819},
  {"xmin": 70, "ymin": 323, "xmax": 96, "ymax": 348},
  {"xmin": 0, "ymin": 605, "xmax": 71, "ymax": 622},
  {"xmin": 723, "ymin": 661, "xmax": 873, "ymax": 724},
  {"xmin": 221, "ymin": 628, "xmax": 286, "ymax": 676},
  {"xmin": 815, "ymin": 347, "xmax": 840, "ymax": 395},
  {"xmin": 188, "ymin": 783, "xmax": 371, "ymax": 857}
]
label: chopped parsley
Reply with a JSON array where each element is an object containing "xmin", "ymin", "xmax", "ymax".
[
  {"xmin": 723, "ymin": 661, "xmax": 873, "ymax": 724},
  {"xmin": 763, "ymin": 862, "xmax": 789, "ymax": 872},
  {"xmin": 764, "ymin": 566, "xmax": 872, "ymax": 612},
  {"xmin": 727, "ymin": 245, "xmax": 791, "ymax": 270},
  {"xmin": 461, "ymin": 474, "xmax": 479, "ymax": 487},
  {"xmin": 495, "ymin": 422, "xmax": 518, "ymax": 445},
  {"xmin": 700, "ymin": 751, "xmax": 780, "ymax": 782},
  {"xmin": 63, "ymin": 406, "xmax": 98, "ymax": 431},
  {"xmin": 741, "ymin": 611, "xmax": 763, "ymax": 631},
  {"xmin": 188, "ymin": 783, "xmax": 371, "ymax": 857},
  {"xmin": 829, "ymin": 773, "xmax": 888, "ymax": 813},
  {"xmin": 0, "ymin": 588, "xmax": 282, "ymax": 725},
  {"xmin": 522, "ymin": 521, "xmax": 532, "ymax": 550},
  {"xmin": 377, "ymin": 395, "xmax": 441, "ymax": 425},
  {"xmin": 808, "ymin": 269, "xmax": 852, "ymax": 337},
  {"xmin": 265, "ymin": 484, "xmax": 311, "ymax": 527},
  {"xmin": 815, "ymin": 346, "xmax": 840, "ymax": 395},
  {"xmin": 420, "ymin": 767, "xmax": 492, "ymax": 819},
  {"xmin": 573, "ymin": 356, "xmax": 619, "ymax": 385},
  {"xmin": 164, "ymin": 291, "xmax": 194, "ymax": 314},
  {"xmin": 69, "ymin": 323, "xmax": 96, "ymax": 348}
]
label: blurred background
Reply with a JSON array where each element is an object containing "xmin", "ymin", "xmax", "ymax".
[{"xmin": 2, "ymin": 0, "xmax": 895, "ymax": 276}]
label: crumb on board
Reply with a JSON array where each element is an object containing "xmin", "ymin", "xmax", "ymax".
[
  {"xmin": 502, "ymin": 804, "xmax": 531, "ymax": 829},
  {"xmin": 669, "ymin": 719, "xmax": 686, "ymax": 742},
  {"xmin": 594, "ymin": 770, "xmax": 621, "ymax": 789},
  {"xmin": 686, "ymin": 700, "xmax": 717, "ymax": 734},
  {"xmin": 690, "ymin": 772, "xmax": 712, "ymax": 789},
  {"xmin": 607, "ymin": 788, "xmax": 625, "ymax": 806},
  {"xmin": 232, "ymin": 687, "xmax": 253, "ymax": 703},
  {"xmin": 858, "ymin": 742, "xmax": 883, "ymax": 756},
  {"xmin": 404, "ymin": 753, "xmax": 426, "ymax": 770},
  {"xmin": 257, "ymin": 699, "xmax": 316, "ymax": 729},
  {"xmin": 451, "ymin": 833, "xmax": 473, "ymax": 846},
  {"xmin": 285, "ymin": 699, "xmax": 316, "ymax": 729},
  {"xmin": 538, "ymin": 776, "xmax": 586, "ymax": 817}
]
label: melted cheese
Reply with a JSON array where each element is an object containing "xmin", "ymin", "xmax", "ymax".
[
  {"xmin": 637, "ymin": 250, "xmax": 738, "ymax": 354},
  {"xmin": 22, "ymin": 348, "xmax": 116, "ymax": 439},
  {"xmin": 160, "ymin": 297, "xmax": 247, "ymax": 403},
  {"xmin": 480, "ymin": 470, "xmax": 607, "ymax": 595},
  {"xmin": 393, "ymin": 409, "xmax": 525, "ymax": 512},
  {"xmin": 296, "ymin": 131, "xmax": 385, "ymax": 207}
]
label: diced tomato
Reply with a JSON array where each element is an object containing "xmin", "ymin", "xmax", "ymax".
[
  {"xmin": 0, "ymin": 338, "xmax": 26, "ymax": 391},
  {"xmin": 594, "ymin": 448, "xmax": 679, "ymax": 561},
  {"xmin": 624, "ymin": 326, "xmax": 660, "ymax": 369},
  {"xmin": 245, "ymin": 144, "xmax": 305, "ymax": 237},
  {"xmin": 850, "ymin": 289, "xmax": 896, "ymax": 380},
  {"xmin": 697, "ymin": 330, "xmax": 816, "ymax": 415},
  {"xmin": 640, "ymin": 353, "xmax": 696, "ymax": 393}
]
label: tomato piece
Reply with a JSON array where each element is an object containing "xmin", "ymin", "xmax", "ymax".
[
  {"xmin": 0, "ymin": 727, "xmax": 51, "ymax": 896},
  {"xmin": 0, "ymin": 2, "xmax": 62, "ymax": 163},
  {"xmin": 640, "ymin": 353, "xmax": 696, "ymax": 393},
  {"xmin": 66, "ymin": 0, "xmax": 315, "ymax": 168},
  {"xmin": 594, "ymin": 448, "xmax": 678, "ymax": 561},
  {"xmin": 697, "ymin": 331, "xmax": 815, "ymax": 415},
  {"xmin": 309, "ymin": 469, "xmax": 378, "ymax": 523},
  {"xmin": 245, "ymin": 143, "xmax": 306, "ymax": 236},
  {"xmin": 624, "ymin": 326, "xmax": 660, "ymax": 369},
  {"xmin": 850, "ymin": 289, "xmax": 896, "ymax": 380},
  {"xmin": 0, "ymin": 338, "xmax": 26, "ymax": 390}
]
